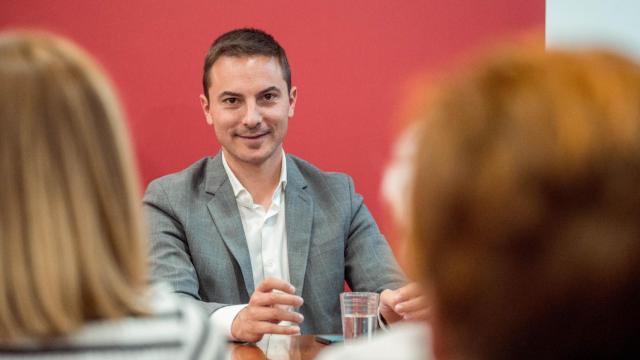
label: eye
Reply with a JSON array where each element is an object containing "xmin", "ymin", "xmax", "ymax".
[
  {"xmin": 222, "ymin": 97, "xmax": 239, "ymax": 105},
  {"xmin": 263, "ymin": 93, "xmax": 278, "ymax": 101}
]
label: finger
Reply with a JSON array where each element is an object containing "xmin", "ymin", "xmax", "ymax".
[
  {"xmin": 254, "ymin": 321, "xmax": 302, "ymax": 336},
  {"xmin": 252, "ymin": 291, "xmax": 304, "ymax": 307},
  {"xmin": 250, "ymin": 307, "xmax": 305, "ymax": 323},
  {"xmin": 394, "ymin": 282, "xmax": 424, "ymax": 302},
  {"xmin": 379, "ymin": 289, "xmax": 400, "ymax": 309},
  {"xmin": 403, "ymin": 309, "xmax": 431, "ymax": 321},
  {"xmin": 256, "ymin": 277, "xmax": 296, "ymax": 294},
  {"xmin": 394, "ymin": 296, "xmax": 428, "ymax": 314}
]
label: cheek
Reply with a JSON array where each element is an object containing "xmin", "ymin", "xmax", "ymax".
[
  {"xmin": 278, "ymin": 120, "xmax": 288, "ymax": 135},
  {"xmin": 211, "ymin": 121, "xmax": 236, "ymax": 144},
  {"xmin": 263, "ymin": 106, "xmax": 290, "ymax": 127},
  {"xmin": 211, "ymin": 112, "xmax": 238, "ymax": 131}
]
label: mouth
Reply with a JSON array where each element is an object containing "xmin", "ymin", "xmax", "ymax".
[{"xmin": 236, "ymin": 131, "xmax": 270, "ymax": 140}]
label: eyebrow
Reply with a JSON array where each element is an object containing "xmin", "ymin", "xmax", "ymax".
[
  {"xmin": 217, "ymin": 86, "xmax": 282, "ymax": 101},
  {"xmin": 217, "ymin": 91, "xmax": 243, "ymax": 100},
  {"xmin": 257, "ymin": 86, "xmax": 281, "ymax": 96}
]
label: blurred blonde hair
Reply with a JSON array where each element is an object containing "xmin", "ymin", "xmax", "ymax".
[
  {"xmin": 410, "ymin": 47, "xmax": 640, "ymax": 358},
  {"xmin": 0, "ymin": 31, "xmax": 147, "ymax": 341}
]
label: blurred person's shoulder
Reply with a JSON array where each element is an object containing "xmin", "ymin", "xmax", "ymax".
[
  {"xmin": 84, "ymin": 283, "xmax": 227, "ymax": 359},
  {"xmin": 0, "ymin": 284, "xmax": 228, "ymax": 359},
  {"xmin": 315, "ymin": 323, "xmax": 432, "ymax": 360}
]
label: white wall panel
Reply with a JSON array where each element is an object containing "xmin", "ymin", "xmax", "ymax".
[{"xmin": 546, "ymin": 0, "xmax": 640, "ymax": 61}]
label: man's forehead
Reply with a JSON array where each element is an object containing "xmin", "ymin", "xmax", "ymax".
[
  {"xmin": 209, "ymin": 55, "xmax": 286, "ymax": 92},
  {"xmin": 211, "ymin": 55, "xmax": 283, "ymax": 77}
]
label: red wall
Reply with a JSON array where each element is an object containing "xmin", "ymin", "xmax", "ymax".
[{"xmin": 1, "ymin": 1, "xmax": 543, "ymax": 249}]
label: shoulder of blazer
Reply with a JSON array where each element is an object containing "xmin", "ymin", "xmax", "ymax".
[
  {"xmin": 286, "ymin": 154, "xmax": 353, "ymax": 195},
  {"xmin": 145, "ymin": 156, "xmax": 222, "ymax": 197}
]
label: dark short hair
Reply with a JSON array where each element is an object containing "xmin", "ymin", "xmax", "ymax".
[{"xmin": 202, "ymin": 28, "xmax": 291, "ymax": 99}]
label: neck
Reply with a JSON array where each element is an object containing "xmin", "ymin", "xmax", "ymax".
[{"xmin": 224, "ymin": 148, "xmax": 283, "ymax": 208}]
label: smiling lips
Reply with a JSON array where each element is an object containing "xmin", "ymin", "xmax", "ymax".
[{"xmin": 237, "ymin": 131, "xmax": 269, "ymax": 140}]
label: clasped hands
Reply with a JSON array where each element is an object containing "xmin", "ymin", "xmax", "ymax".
[
  {"xmin": 230, "ymin": 277, "xmax": 428, "ymax": 343},
  {"xmin": 230, "ymin": 278, "xmax": 304, "ymax": 343}
]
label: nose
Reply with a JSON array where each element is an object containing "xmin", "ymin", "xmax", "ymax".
[{"xmin": 242, "ymin": 101, "xmax": 262, "ymax": 129}]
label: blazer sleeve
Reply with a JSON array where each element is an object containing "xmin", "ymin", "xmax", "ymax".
[
  {"xmin": 343, "ymin": 175, "xmax": 407, "ymax": 292},
  {"xmin": 143, "ymin": 179, "xmax": 231, "ymax": 316}
]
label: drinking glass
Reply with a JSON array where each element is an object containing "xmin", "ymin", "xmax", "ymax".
[{"xmin": 340, "ymin": 292, "xmax": 379, "ymax": 342}]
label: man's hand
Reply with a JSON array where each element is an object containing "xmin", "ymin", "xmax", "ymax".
[
  {"xmin": 379, "ymin": 282, "xmax": 430, "ymax": 324},
  {"xmin": 231, "ymin": 277, "xmax": 305, "ymax": 343}
]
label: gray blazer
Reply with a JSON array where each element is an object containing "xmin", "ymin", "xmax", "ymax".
[{"xmin": 143, "ymin": 153, "xmax": 405, "ymax": 334}]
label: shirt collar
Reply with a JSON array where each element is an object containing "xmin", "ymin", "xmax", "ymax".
[{"xmin": 221, "ymin": 150, "xmax": 288, "ymax": 202}]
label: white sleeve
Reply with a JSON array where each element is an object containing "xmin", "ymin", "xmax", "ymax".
[{"xmin": 210, "ymin": 304, "xmax": 247, "ymax": 340}]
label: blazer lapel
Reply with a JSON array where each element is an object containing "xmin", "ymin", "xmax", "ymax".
[
  {"xmin": 285, "ymin": 156, "xmax": 314, "ymax": 297},
  {"xmin": 205, "ymin": 154, "xmax": 255, "ymax": 295}
]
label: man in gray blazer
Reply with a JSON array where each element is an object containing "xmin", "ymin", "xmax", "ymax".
[{"xmin": 144, "ymin": 28, "xmax": 429, "ymax": 343}]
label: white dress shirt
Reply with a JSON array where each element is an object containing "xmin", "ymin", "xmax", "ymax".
[{"xmin": 211, "ymin": 151, "xmax": 289, "ymax": 338}]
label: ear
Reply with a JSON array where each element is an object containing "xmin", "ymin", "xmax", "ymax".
[
  {"xmin": 288, "ymin": 86, "xmax": 297, "ymax": 117},
  {"xmin": 200, "ymin": 94, "xmax": 214, "ymax": 125}
]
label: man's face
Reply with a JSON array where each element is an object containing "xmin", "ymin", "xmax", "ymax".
[{"xmin": 200, "ymin": 55, "xmax": 296, "ymax": 167}]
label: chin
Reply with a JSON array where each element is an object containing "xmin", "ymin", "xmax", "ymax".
[
  {"xmin": 237, "ymin": 150, "xmax": 276, "ymax": 166},
  {"xmin": 224, "ymin": 142, "xmax": 281, "ymax": 165},
  {"xmin": 242, "ymin": 155, "xmax": 269, "ymax": 165}
]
